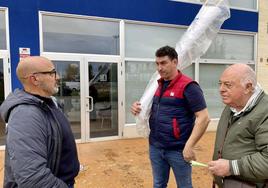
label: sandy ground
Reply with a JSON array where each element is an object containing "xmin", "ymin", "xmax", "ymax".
[{"xmin": 0, "ymin": 132, "xmax": 215, "ymax": 188}]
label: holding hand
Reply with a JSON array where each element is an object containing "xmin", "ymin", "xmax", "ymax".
[
  {"xmin": 183, "ymin": 144, "xmax": 196, "ymax": 162},
  {"xmin": 131, "ymin": 101, "xmax": 141, "ymax": 116},
  {"xmin": 208, "ymin": 159, "xmax": 231, "ymax": 177}
]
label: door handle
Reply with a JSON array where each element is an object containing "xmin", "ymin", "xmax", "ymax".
[{"xmin": 86, "ymin": 96, "xmax": 93, "ymax": 112}]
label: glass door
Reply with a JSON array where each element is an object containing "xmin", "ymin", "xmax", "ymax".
[
  {"xmin": 43, "ymin": 54, "xmax": 121, "ymax": 142},
  {"xmin": 0, "ymin": 58, "xmax": 5, "ymax": 145},
  {"xmin": 86, "ymin": 61, "xmax": 118, "ymax": 138},
  {"xmin": 0, "ymin": 55, "xmax": 11, "ymax": 146},
  {"xmin": 52, "ymin": 60, "xmax": 81, "ymax": 140},
  {"xmin": 42, "ymin": 53, "xmax": 83, "ymax": 141}
]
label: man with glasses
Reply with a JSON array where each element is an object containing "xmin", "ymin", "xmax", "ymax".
[
  {"xmin": 208, "ymin": 64, "xmax": 268, "ymax": 188},
  {"xmin": 0, "ymin": 56, "xmax": 80, "ymax": 188}
]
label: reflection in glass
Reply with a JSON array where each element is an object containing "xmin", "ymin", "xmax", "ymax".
[
  {"xmin": 199, "ymin": 64, "xmax": 228, "ymax": 118},
  {"xmin": 53, "ymin": 61, "xmax": 81, "ymax": 139},
  {"xmin": 0, "ymin": 59, "xmax": 5, "ymax": 145},
  {"xmin": 125, "ymin": 23, "xmax": 185, "ymax": 58},
  {"xmin": 0, "ymin": 11, "xmax": 7, "ymax": 49},
  {"xmin": 172, "ymin": 0, "xmax": 257, "ymax": 10},
  {"xmin": 88, "ymin": 62, "xmax": 118, "ymax": 138},
  {"xmin": 229, "ymin": 0, "xmax": 257, "ymax": 10},
  {"xmin": 202, "ymin": 34, "xmax": 254, "ymax": 60},
  {"xmin": 181, "ymin": 64, "xmax": 194, "ymax": 79},
  {"xmin": 125, "ymin": 61, "xmax": 155, "ymax": 124},
  {"xmin": 43, "ymin": 15, "xmax": 119, "ymax": 55}
]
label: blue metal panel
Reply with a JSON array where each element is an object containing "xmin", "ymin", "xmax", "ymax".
[
  {"xmin": 1, "ymin": 1, "xmax": 40, "ymax": 89},
  {"xmin": 39, "ymin": 0, "xmax": 258, "ymax": 32},
  {"xmin": 223, "ymin": 9, "xmax": 258, "ymax": 32},
  {"xmin": 0, "ymin": 0, "xmax": 258, "ymax": 90},
  {"xmin": 38, "ymin": 0, "xmax": 200, "ymax": 26}
]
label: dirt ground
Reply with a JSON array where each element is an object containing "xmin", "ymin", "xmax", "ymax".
[{"xmin": 0, "ymin": 132, "xmax": 215, "ymax": 188}]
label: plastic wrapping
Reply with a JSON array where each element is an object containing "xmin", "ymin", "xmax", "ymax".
[
  {"xmin": 135, "ymin": 0, "xmax": 230, "ymax": 137},
  {"xmin": 177, "ymin": 0, "xmax": 230, "ymax": 70},
  {"xmin": 135, "ymin": 71, "xmax": 160, "ymax": 136}
]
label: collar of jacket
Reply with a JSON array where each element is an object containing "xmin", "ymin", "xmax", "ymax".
[
  {"xmin": 157, "ymin": 70, "xmax": 182, "ymax": 87},
  {"xmin": 231, "ymin": 83, "xmax": 264, "ymax": 117}
]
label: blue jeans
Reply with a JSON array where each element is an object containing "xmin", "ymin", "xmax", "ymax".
[{"xmin": 149, "ymin": 144, "xmax": 193, "ymax": 188}]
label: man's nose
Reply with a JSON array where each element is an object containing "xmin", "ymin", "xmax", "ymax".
[
  {"xmin": 219, "ymin": 85, "xmax": 226, "ymax": 93},
  {"xmin": 55, "ymin": 73, "xmax": 60, "ymax": 80}
]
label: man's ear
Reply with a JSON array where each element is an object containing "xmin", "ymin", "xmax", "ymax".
[
  {"xmin": 173, "ymin": 59, "xmax": 178, "ymax": 65},
  {"xmin": 29, "ymin": 75, "xmax": 39, "ymax": 86},
  {"xmin": 245, "ymin": 82, "xmax": 254, "ymax": 94}
]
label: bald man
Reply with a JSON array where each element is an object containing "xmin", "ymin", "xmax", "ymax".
[
  {"xmin": 16, "ymin": 56, "xmax": 59, "ymax": 97},
  {"xmin": 0, "ymin": 56, "xmax": 80, "ymax": 188},
  {"xmin": 208, "ymin": 64, "xmax": 268, "ymax": 188}
]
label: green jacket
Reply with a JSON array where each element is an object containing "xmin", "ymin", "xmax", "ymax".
[{"xmin": 213, "ymin": 92, "xmax": 268, "ymax": 187}]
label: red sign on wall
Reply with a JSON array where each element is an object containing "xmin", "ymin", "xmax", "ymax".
[{"xmin": 19, "ymin": 47, "xmax": 31, "ymax": 60}]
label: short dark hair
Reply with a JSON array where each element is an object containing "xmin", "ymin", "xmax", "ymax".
[{"xmin": 155, "ymin": 46, "xmax": 178, "ymax": 60}]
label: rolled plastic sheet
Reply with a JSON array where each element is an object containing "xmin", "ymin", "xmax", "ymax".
[
  {"xmin": 135, "ymin": 71, "xmax": 160, "ymax": 137},
  {"xmin": 135, "ymin": 0, "xmax": 230, "ymax": 137},
  {"xmin": 176, "ymin": 0, "xmax": 231, "ymax": 70}
]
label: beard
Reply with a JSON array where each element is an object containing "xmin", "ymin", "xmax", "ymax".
[
  {"xmin": 39, "ymin": 81, "xmax": 59, "ymax": 96},
  {"xmin": 53, "ymin": 86, "xmax": 59, "ymax": 95}
]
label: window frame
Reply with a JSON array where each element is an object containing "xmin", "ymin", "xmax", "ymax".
[
  {"xmin": 0, "ymin": 7, "xmax": 9, "ymax": 51},
  {"xmin": 39, "ymin": 11, "xmax": 121, "ymax": 55}
]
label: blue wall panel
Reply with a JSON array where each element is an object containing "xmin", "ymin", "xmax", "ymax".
[
  {"xmin": 7, "ymin": 1, "xmax": 40, "ymax": 89},
  {"xmin": 0, "ymin": 0, "xmax": 258, "ymax": 90},
  {"xmin": 223, "ymin": 9, "xmax": 258, "ymax": 32},
  {"xmin": 38, "ymin": 0, "xmax": 258, "ymax": 32}
]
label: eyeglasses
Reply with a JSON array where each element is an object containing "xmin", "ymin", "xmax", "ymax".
[{"xmin": 32, "ymin": 69, "xmax": 57, "ymax": 77}]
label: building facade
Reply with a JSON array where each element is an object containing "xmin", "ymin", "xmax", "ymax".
[{"xmin": 0, "ymin": 0, "xmax": 262, "ymax": 146}]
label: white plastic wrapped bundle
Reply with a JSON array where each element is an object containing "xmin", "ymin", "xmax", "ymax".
[
  {"xmin": 135, "ymin": 72, "xmax": 160, "ymax": 136},
  {"xmin": 135, "ymin": 0, "xmax": 230, "ymax": 137},
  {"xmin": 177, "ymin": 0, "xmax": 230, "ymax": 70}
]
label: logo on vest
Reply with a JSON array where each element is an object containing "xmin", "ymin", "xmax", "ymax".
[{"xmin": 170, "ymin": 92, "xmax": 174, "ymax": 96}]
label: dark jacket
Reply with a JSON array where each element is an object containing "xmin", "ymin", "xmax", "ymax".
[
  {"xmin": 0, "ymin": 89, "xmax": 72, "ymax": 188},
  {"xmin": 149, "ymin": 72, "xmax": 196, "ymax": 150}
]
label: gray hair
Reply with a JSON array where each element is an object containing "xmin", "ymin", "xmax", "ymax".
[{"xmin": 240, "ymin": 66, "xmax": 257, "ymax": 88}]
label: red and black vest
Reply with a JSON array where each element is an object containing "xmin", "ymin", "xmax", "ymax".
[{"xmin": 149, "ymin": 71, "xmax": 196, "ymax": 150}]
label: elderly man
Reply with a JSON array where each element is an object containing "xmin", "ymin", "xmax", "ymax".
[
  {"xmin": 208, "ymin": 64, "xmax": 268, "ymax": 188},
  {"xmin": 0, "ymin": 56, "xmax": 80, "ymax": 188},
  {"xmin": 131, "ymin": 46, "xmax": 210, "ymax": 188}
]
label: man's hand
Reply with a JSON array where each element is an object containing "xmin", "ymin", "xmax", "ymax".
[
  {"xmin": 208, "ymin": 159, "xmax": 231, "ymax": 177},
  {"xmin": 183, "ymin": 109, "xmax": 209, "ymax": 162},
  {"xmin": 131, "ymin": 101, "xmax": 141, "ymax": 116},
  {"xmin": 183, "ymin": 144, "xmax": 196, "ymax": 162}
]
